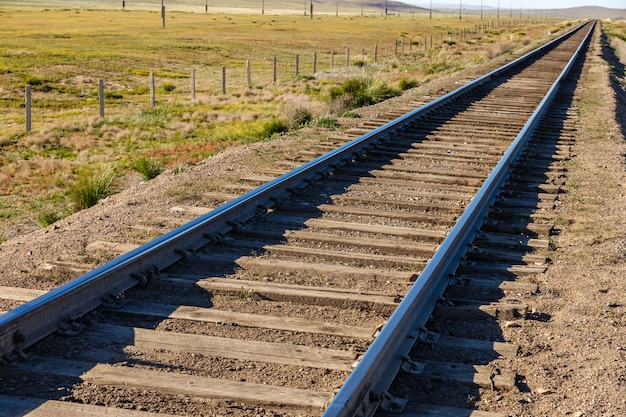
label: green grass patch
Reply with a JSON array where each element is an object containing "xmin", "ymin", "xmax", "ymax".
[
  {"xmin": 260, "ymin": 119, "xmax": 289, "ymax": 138},
  {"xmin": 67, "ymin": 165, "xmax": 116, "ymax": 211},
  {"xmin": 313, "ymin": 117, "xmax": 338, "ymax": 128},
  {"xmin": 131, "ymin": 157, "xmax": 163, "ymax": 180},
  {"xmin": 329, "ymin": 76, "xmax": 399, "ymax": 112},
  {"xmin": 399, "ymin": 77, "xmax": 419, "ymax": 90},
  {"xmin": 38, "ymin": 209, "xmax": 64, "ymax": 227}
]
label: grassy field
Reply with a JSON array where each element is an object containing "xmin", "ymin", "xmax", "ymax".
[
  {"xmin": 0, "ymin": 4, "xmax": 567, "ymax": 240},
  {"xmin": 606, "ymin": 20, "xmax": 626, "ymax": 42}
]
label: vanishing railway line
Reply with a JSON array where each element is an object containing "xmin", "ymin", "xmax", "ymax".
[{"xmin": 0, "ymin": 20, "xmax": 593, "ymax": 417}]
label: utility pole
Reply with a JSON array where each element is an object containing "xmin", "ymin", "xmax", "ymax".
[{"xmin": 161, "ymin": 0, "xmax": 165, "ymax": 28}]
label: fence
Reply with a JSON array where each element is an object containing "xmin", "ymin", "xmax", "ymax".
[{"xmin": 21, "ymin": 19, "xmax": 522, "ymax": 132}]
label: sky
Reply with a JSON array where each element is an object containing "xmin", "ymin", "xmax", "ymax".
[{"xmin": 409, "ymin": 1, "xmax": 625, "ymax": 10}]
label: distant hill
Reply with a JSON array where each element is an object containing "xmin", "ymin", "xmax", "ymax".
[
  {"xmin": 315, "ymin": 0, "xmax": 427, "ymax": 13},
  {"xmin": 405, "ymin": 3, "xmax": 626, "ymax": 19},
  {"xmin": 557, "ymin": 6, "xmax": 626, "ymax": 20},
  {"xmin": 319, "ymin": 1, "xmax": 626, "ymax": 19}
]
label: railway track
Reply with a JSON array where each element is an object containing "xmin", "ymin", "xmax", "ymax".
[{"xmin": 0, "ymin": 20, "xmax": 594, "ymax": 417}]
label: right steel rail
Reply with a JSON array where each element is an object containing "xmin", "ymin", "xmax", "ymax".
[{"xmin": 321, "ymin": 20, "xmax": 595, "ymax": 417}]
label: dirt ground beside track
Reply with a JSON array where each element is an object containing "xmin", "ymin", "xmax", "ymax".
[{"xmin": 480, "ymin": 24, "xmax": 626, "ymax": 417}]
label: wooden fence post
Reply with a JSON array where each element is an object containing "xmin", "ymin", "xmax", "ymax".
[
  {"xmin": 98, "ymin": 78, "xmax": 105, "ymax": 117},
  {"xmin": 191, "ymin": 69, "xmax": 195, "ymax": 101},
  {"xmin": 346, "ymin": 47, "xmax": 350, "ymax": 68},
  {"xmin": 374, "ymin": 44, "xmax": 378, "ymax": 63},
  {"xmin": 25, "ymin": 85, "xmax": 31, "ymax": 132},
  {"xmin": 295, "ymin": 54, "xmax": 299, "ymax": 75},
  {"xmin": 149, "ymin": 72, "xmax": 155, "ymax": 107},
  {"xmin": 246, "ymin": 60, "xmax": 251, "ymax": 87},
  {"xmin": 313, "ymin": 52, "xmax": 317, "ymax": 74},
  {"xmin": 273, "ymin": 56, "xmax": 277, "ymax": 82},
  {"xmin": 221, "ymin": 66, "xmax": 226, "ymax": 94}
]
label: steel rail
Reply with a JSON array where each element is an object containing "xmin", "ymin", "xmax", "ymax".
[
  {"xmin": 322, "ymin": 20, "xmax": 595, "ymax": 417},
  {"xmin": 0, "ymin": 22, "xmax": 589, "ymax": 360}
]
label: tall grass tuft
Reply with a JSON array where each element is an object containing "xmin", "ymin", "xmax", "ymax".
[
  {"xmin": 428, "ymin": 60, "xmax": 452, "ymax": 74},
  {"xmin": 67, "ymin": 165, "xmax": 116, "ymax": 211},
  {"xmin": 399, "ymin": 77, "xmax": 419, "ymax": 91},
  {"xmin": 313, "ymin": 117, "xmax": 338, "ymax": 128},
  {"xmin": 132, "ymin": 157, "xmax": 162, "ymax": 180},
  {"xmin": 285, "ymin": 105, "xmax": 313, "ymax": 129},
  {"xmin": 485, "ymin": 41, "xmax": 516, "ymax": 59},
  {"xmin": 162, "ymin": 82, "xmax": 176, "ymax": 92},
  {"xmin": 260, "ymin": 119, "xmax": 288, "ymax": 138},
  {"xmin": 38, "ymin": 210, "xmax": 64, "ymax": 227},
  {"xmin": 328, "ymin": 76, "xmax": 399, "ymax": 114}
]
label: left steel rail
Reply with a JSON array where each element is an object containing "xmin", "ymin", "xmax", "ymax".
[{"xmin": 0, "ymin": 22, "xmax": 589, "ymax": 361}]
